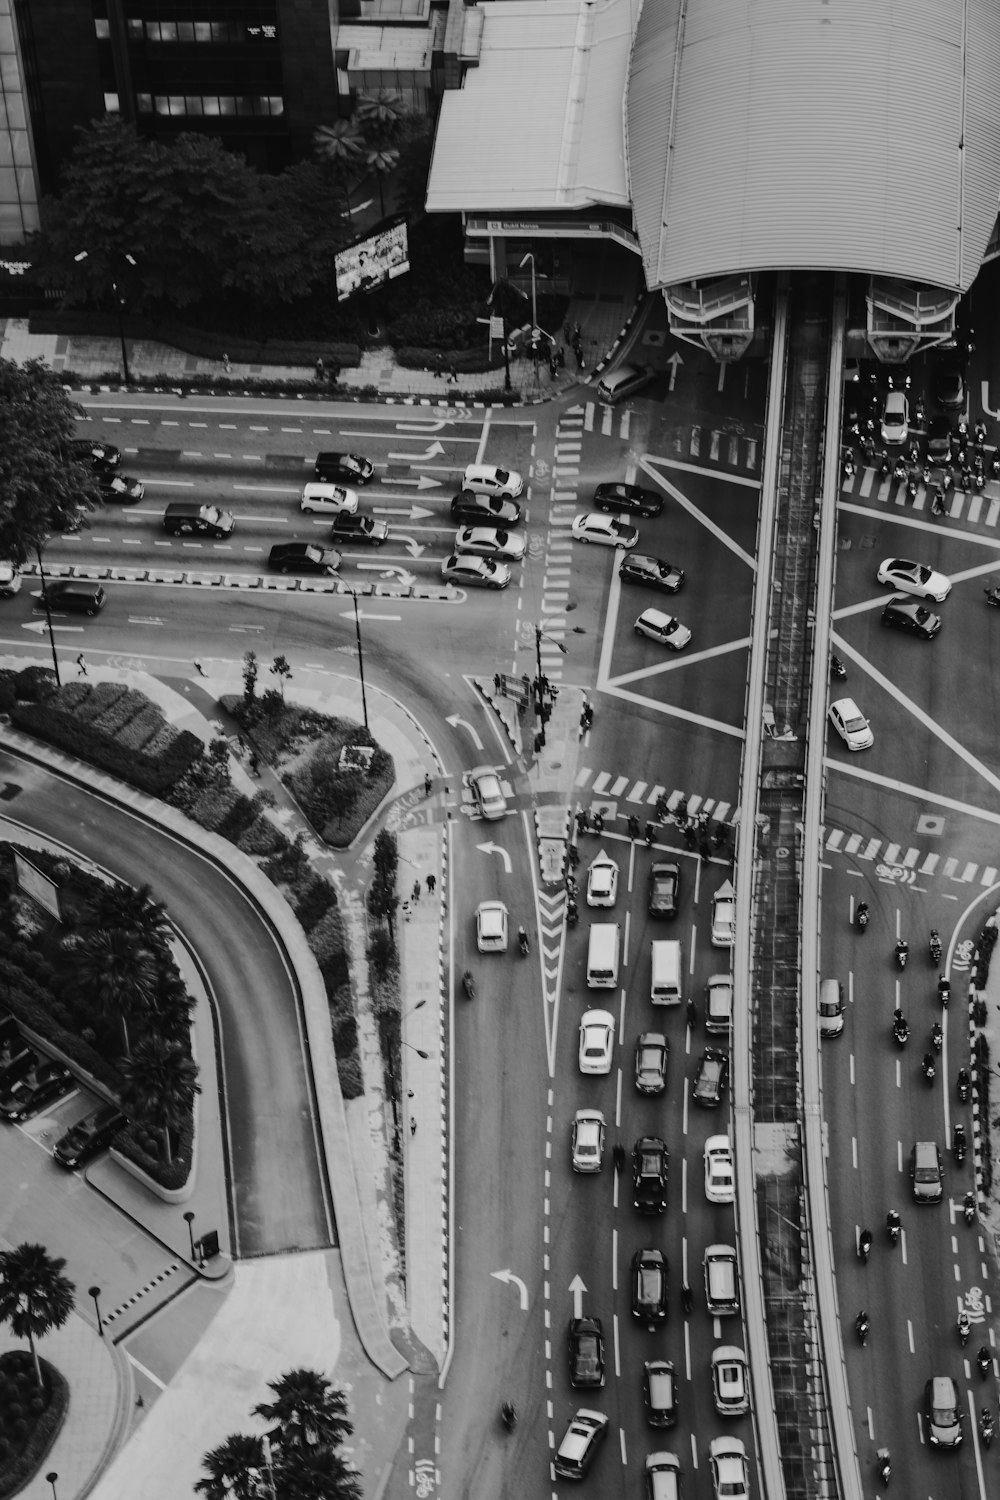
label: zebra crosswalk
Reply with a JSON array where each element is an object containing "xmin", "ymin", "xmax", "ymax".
[
  {"xmin": 575, "ymin": 767, "xmax": 734, "ymax": 827},
  {"xmin": 824, "ymin": 825, "xmax": 999, "ymax": 889},
  {"xmin": 841, "ymin": 463, "xmax": 1000, "ymax": 526}
]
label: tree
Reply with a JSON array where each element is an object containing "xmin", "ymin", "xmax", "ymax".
[
  {"xmin": 0, "ymin": 1243, "xmax": 75, "ymax": 1391},
  {"xmin": 365, "ymin": 146, "xmax": 400, "ymax": 219},
  {"xmin": 195, "ymin": 1433, "xmax": 267, "ymax": 1500},
  {"xmin": 270, "ymin": 656, "xmax": 293, "ymax": 701},
  {"xmin": 242, "ymin": 650, "xmax": 258, "ymax": 706},
  {"xmin": 71, "ymin": 929, "xmax": 159, "ymax": 1055},
  {"xmin": 254, "ymin": 1369, "xmax": 353, "ymax": 1454},
  {"xmin": 313, "ymin": 120, "xmax": 364, "ymax": 219},
  {"xmin": 118, "ymin": 1034, "xmax": 201, "ymax": 1164},
  {"xmin": 356, "ymin": 91, "xmax": 406, "ymax": 147},
  {"xmin": 0, "ymin": 357, "xmax": 102, "ymax": 562},
  {"xmin": 78, "ymin": 880, "xmax": 171, "ymax": 956},
  {"xmin": 274, "ymin": 1444, "xmax": 362, "ymax": 1500}
]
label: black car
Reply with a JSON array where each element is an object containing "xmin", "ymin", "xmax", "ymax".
[
  {"xmin": 268, "ymin": 543, "xmax": 341, "ymax": 576},
  {"xmin": 568, "ymin": 1316, "xmax": 606, "ymax": 1388},
  {"xmin": 0, "ymin": 1060, "xmax": 73, "ymax": 1122},
  {"xmin": 619, "ymin": 553, "xmax": 685, "ymax": 592},
  {"xmin": 70, "ymin": 439, "xmax": 121, "ymax": 473},
  {"xmin": 43, "ymin": 581, "xmax": 106, "ymax": 616},
  {"xmin": 98, "ymin": 472, "xmax": 144, "ymax": 503},
  {"xmin": 314, "ymin": 452, "xmax": 375, "ymax": 485},
  {"xmin": 881, "ymin": 596, "xmax": 941, "ymax": 639},
  {"xmin": 631, "ymin": 1248, "xmax": 668, "ymax": 1322},
  {"xmin": 692, "ymin": 1048, "xmax": 729, "ymax": 1108},
  {"xmin": 329, "ymin": 514, "xmax": 389, "ymax": 547},
  {"xmin": 933, "ymin": 366, "xmax": 965, "ymax": 411},
  {"xmin": 53, "ymin": 1102, "xmax": 126, "ymax": 1168},
  {"xmin": 450, "ymin": 490, "xmax": 522, "ymax": 526},
  {"xmin": 632, "ymin": 1136, "xmax": 669, "ymax": 1213},
  {"xmin": 594, "ymin": 482, "xmax": 663, "ymax": 518},
  {"xmin": 926, "ymin": 415, "xmax": 953, "ymax": 465},
  {"xmin": 648, "ymin": 861, "xmax": 680, "ymax": 918}
]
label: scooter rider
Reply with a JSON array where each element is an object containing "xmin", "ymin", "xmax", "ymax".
[
  {"xmin": 964, "ymin": 1191, "xmax": 976, "ymax": 1224},
  {"xmin": 958, "ymin": 1310, "xmax": 971, "ymax": 1345},
  {"xmin": 886, "ymin": 1209, "xmax": 901, "ymax": 1242}
]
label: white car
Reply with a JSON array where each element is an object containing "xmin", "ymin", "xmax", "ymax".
[
  {"xmin": 705, "ymin": 974, "xmax": 733, "ymax": 1034},
  {"xmin": 476, "ymin": 900, "xmax": 508, "ymax": 953},
  {"xmin": 586, "ymin": 851, "xmax": 619, "ymax": 907},
  {"xmin": 571, "ymin": 1109, "xmax": 606, "ymax": 1172},
  {"xmin": 299, "ymin": 482, "xmax": 359, "ymax": 515},
  {"xmin": 634, "ymin": 608, "xmax": 691, "ymax": 650},
  {"xmin": 579, "ymin": 1009, "xmax": 616, "ymax": 1075},
  {"xmin": 711, "ymin": 880, "xmax": 736, "ymax": 947},
  {"xmin": 709, "ymin": 1437, "xmax": 749, "ymax": 1500},
  {"xmin": 711, "ymin": 1346, "xmax": 750, "ymax": 1417},
  {"xmin": 828, "ymin": 697, "xmax": 874, "ymax": 752},
  {"xmin": 880, "ymin": 390, "xmax": 909, "ymax": 447},
  {"xmin": 875, "ymin": 556, "xmax": 951, "ymax": 602},
  {"xmin": 0, "ymin": 560, "xmax": 22, "ymax": 597},
  {"xmin": 571, "ymin": 513, "xmax": 639, "ymax": 549},
  {"xmin": 463, "ymin": 463, "xmax": 523, "ymax": 500},
  {"xmin": 453, "ymin": 526, "xmax": 525, "ymax": 561},
  {"xmin": 704, "ymin": 1135, "xmax": 735, "ymax": 1204},
  {"xmin": 466, "ymin": 765, "xmax": 507, "ymax": 820}
]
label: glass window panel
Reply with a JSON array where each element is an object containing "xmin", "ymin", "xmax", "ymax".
[
  {"xmin": 159, "ymin": 23, "xmax": 177, "ymax": 42},
  {"xmin": 217, "ymin": 96, "xmax": 236, "ymax": 116},
  {"xmin": 201, "ymin": 97, "xmax": 220, "ymax": 116},
  {"xmin": 235, "ymin": 96, "xmax": 254, "ymax": 116},
  {"xmin": 137, "ymin": 94, "xmax": 153, "ymax": 113},
  {"xmin": 177, "ymin": 23, "xmax": 194, "ymax": 42},
  {"xmin": 195, "ymin": 23, "xmax": 211, "ymax": 42},
  {"xmin": 169, "ymin": 96, "xmax": 185, "ymax": 116},
  {"xmin": 95, "ymin": 19, "xmax": 110, "ymax": 39},
  {"xmin": 154, "ymin": 96, "xmax": 171, "ymax": 115},
  {"xmin": 269, "ymin": 97, "xmax": 284, "ymax": 116},
  {"xmin": 185, "ymin": 97, "xmax": 203, "ymax": 116},
  {"xmin": 104, "ymin": 93, "xmax": 120, "ymax": 114},
  {"xmin": 126, "ymin": 19, "xmax": 143, "ymax": 39},
  {"xmin": 0, "ymin": 16, "xmax": 14, "ymax": 49}
]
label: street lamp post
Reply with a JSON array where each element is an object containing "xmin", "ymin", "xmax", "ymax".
[
  {"xmin": 89, "ymin": 1285, "xmax": 103, "ymax": 1338},
  {"xmin": 74, "ymin": 250, "xmax": 137, "ymax": 385},
  {"xmin": 184, "ymin": 1210, "xmax": 197, "ymax": 1261},
  {"xmin": 519, "ymin": 252, "xmax": 537, "ymax": 335},
  {"xmin": 34, "ymin": 543, "xmax": 61, "ymax": 686},
  {"xmin": 46, "ymin": 1474, "xmax": 58, "ymax": 1500},
  {"xmin": 346, "ymin": 587, "xmax": 370, "ymax": 730},
  {"xmin": 533, "ymin": 624, "xmax": 568, "ymax": 751}
]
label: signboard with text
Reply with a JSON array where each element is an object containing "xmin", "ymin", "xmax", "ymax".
[{"xmin": 335, "ymin": 216, "xmax": 410, "ymax": 302}]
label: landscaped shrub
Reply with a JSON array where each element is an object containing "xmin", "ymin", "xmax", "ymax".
[
  {"xmin": 69, "ymin": 681, "xmax": 127, "ymax": 722},
  {"xmin": 262, "ymin": 838, "xmax": 311, "ymax": 891},
  {"xmin": 12, "ymin": 697, "xmax": 202, "ymax": 795},
  {"xmin": 188, "ymin": 785, "xmax": 240, "ymax": 832},
  {"xmin": 336, "ymin": 1052, "xmax": 363, "ymax": 1101},
  {"xmin": 319, "ymin": 946, "xmax": 350, "ymax": 994},
  {"xmin": 11, "ymin": 666, "xmax": 57, "ymax": 703},
  {"xmin": 306, "ymin": 907, "xmax": 347, "ymax": 967},
  {"xmin": 115, "ymin": 704, "xmax": 167, "ymax": 751},
  {"xmin": 0, "ymin": 677, "xmax": 15, "ymax": 714},
  {"xmin": 236, "ymin": 817, "xmax": 286, "ymax": 857},
  {"xmin": 90, "ymin": 688, "xmax": 152, "ymax": 737},
  {"xmin": 215, "ymin": 794, "xmax": 258, "ymax": 842},
  {"xmin": 332, "ymin": 1009, "xmax": 357, "ymax": 1057},
  {"xmin": 294, "ymin": 874, "xmax": 338, "ymax": 931},
  {"xmin": 0, "ymin": 1353, "xmax": 68, "ymax": 1499}
]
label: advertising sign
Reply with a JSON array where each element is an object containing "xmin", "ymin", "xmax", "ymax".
[{"xmin": 335, "ymin": 216, "xmax": 410, "ymax": 302}]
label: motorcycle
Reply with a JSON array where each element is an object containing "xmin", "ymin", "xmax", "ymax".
[
  {"xmin": 958, "ymin": 1067, "xmax": 971, "ymax": 1104},
  {"xmin": 501, "ymin": 1401, "xmax": 518, "ymax": 1432},
  {"xmin": 855, "ymin": 1311, "xmax": 870, "ymax": 1346},
  {"xmin": 517, "ymin": 928, "xmax": 530, "ymax": 957},
  {"xmin": 929, "ymin": 929, "xmax": 942, "ymax": 965},
  {"xmin": 830, "ymin": 654, "xmax": 847, "ymax": 681},
  {"xmin": 977, "ymin": 1347, "xmax": 992, "ymax": 1379},
  {"xmin": 959, "ymin": 1313, "xmax": 971, "ymax": 1347},
  {"xmin": 964, "ymin": 1191, "xmax": 977, "ymax": 1225},
  {"xmin": 858, "ymin": 1229, "xmax": 873, "ymax": 1264},
  {"xmin": 462, "ymin": 970, "xmax": 476, "ymax": 1001},
  {"xmin": 644, "ymin": 822, "xmax": 656, "ymax": 847},
  {"xmin": 566, "ymin": 899, "xmax": 579, "ymax": 929},
  {"xmin": 954, "ymin": 1124, "xmax": 967, "ymax": 1165},
  {"xmin": 938, "ymin": 976, "xmax": 951, "ymax": 1008},
  {"xmin": 992, "ymin": 455, "xmax": 1000, "ymax": 480},
  {"xmin": 876, "ymin": 1450, "xmax": 891, "ymax": 1487},
  {"xmin": 894, "ymin": 939, "xmax": 909, "ymax": 970},
  {"xmin": 931, "ymin": 1021, "xmax": 943, "ymax": 1053},
  {"xmin": 892, "ymin": 459, "xmax": 907, "ymax": 484},
  {"xmin": 879, "ymin": 452, "xmax": 891, "ymax": 476},
  {"xmin": 855, "ymin": 901, "xmax": 869, "ymax": 930},
  {"xmin": 922, "ymin": 1053, "xmax": 936, "ymax": 1085},
  {"xmin": 981, "ymin": 1408, "xmax": 994, "ymax": 1449},
  {"xmin": 892, "ymin": 1013, "xmax": 909, "ymax": 1047},
  {"xmin": 986, "ymin": 586, "xmax": 1000, "ymax": 609},
  {"xmin": 886, "ymin": 1211, "xmax": 901, "ymax": 1246}
]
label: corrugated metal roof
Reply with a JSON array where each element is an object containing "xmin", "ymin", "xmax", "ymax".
[
  {"xmin": 425, "ymin": 0, "xmax": 631, "ymax": 215},
  {"xmin": 627, "ymin": 0, "xmax": 1000, "ymax": 294}
]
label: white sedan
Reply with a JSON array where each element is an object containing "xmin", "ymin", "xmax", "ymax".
[
  {"xmin": 828, "ymin": 697, "xmax": 874, "ymax": 752},
  {"xmin": 453, "ymin": 526, "xmax": 526, "ymax": 561},
  {"xmin": 586, "ymin": 851, "xmax": 619, "ymax": 907},
  {"xmin": 711, "ymin": 1346, "xmax": 750, "ymax": 1416},
  {"xmin": 875, "ymin": 557, "xmax": 951, "ymax": 602},
  {"xmin": 571, "ymin": 513, "xmax": 639, "ymax": 549},
  {"xmin": 634, "ymin": 608, "xmax": 691, "ymax": 650},
  {"xmin": 579, "ymin": 1010, "xmax": 616, "ymax": 1075},
  {"xmin": 710, "ymin": 1437, "xmax": 750, "ymax": 1500},
  {"xmin": 711, "ymin": 880, "xmax": 736, "ymax": 947},
  {"xmin": 704, "ymin": 1135, "xmax": 735, "ymax": 1204},
  {"xmin": 476, "ymin": 900, "xmax": 508, "ymax": 953},
  {"xmin": 880, "ymin": 390, "xmax": 909, "ymax": 447},
  {"xmin": 571, "ymin": 1109, "xmax": 606, "ymax": 1172},
  {"xmin": 299, "ymin": 482, "xmax": 359, "ymax": 515}
]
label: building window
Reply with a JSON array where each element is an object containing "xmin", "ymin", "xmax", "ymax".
[
  {"xmin": 104, "ymin": 93, "xmax": 120, "ymax": 114},
  {"xmin": 95, "ymin": 19, "xmax": 110, "ymax": 39}
]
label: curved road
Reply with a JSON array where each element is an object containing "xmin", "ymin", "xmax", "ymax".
[{"xmin": 0, "ymin": 746, "xmax": 334, "ymax": 1258}]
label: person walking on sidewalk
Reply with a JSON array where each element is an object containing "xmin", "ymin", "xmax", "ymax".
[
  {"xmin": 426, "ymin": 873, "xmax": 436, "ymax": 896},
  {"xmin": 193, "ymin": 658, "xmax": 206, "ymax": 677},
  {"xmin": 412, "ymin": 879, "xmax": 421, "ymax": 905},
  {"xmin": 424, "ymin": 771, "xmax": 433, "ymax": 797},
  {"xmin": 249, "ymin": 750, "xmax": 260, "ymax": 777},
  {"xmin": 76, "ymin": 654, "xmax": 88, "ymax": 676}
]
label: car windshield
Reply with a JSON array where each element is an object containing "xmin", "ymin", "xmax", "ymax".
[
  {"xmin": 639, "ymin": 1151, "xmax": 661, "ymax": 1174},
  {"xmin": 610, "ymin": 520, "xmax": 630, "ymax": 536},
  {"xmin": 303, "ymin": 547, "xmax": 322, "ymax": 563},
  {"xmin": 493, "ymin": 468, "xmax": 510, "ymax": 484},
  {"xmin": 639, "ymin": 1268, "xmax": 660, "ymax": 1297},
  {"xmin": 844, "ymin": 713, "xmax": 866, "ymax": 732}
]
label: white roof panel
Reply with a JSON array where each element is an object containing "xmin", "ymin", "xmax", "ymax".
[
  {"xmin": 627, "ymin": 0, "xmax": 1000, "ymax": 292},
  {"xmin": 426, "ymin": 0, "xmax": 631, "ymax": 215}
]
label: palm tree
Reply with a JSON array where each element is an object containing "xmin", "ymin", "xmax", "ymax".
[
  {"xmin": 80, "ymin": 880, "xmax": 171, "ymax": 954},
  {"xmin": 71, "ymin": 928, "xmax": 159, "ymax": 1055},
  {"xmin": 254, "ymin": 1369, "xmax": 353, "ymax": 1453},
  {"xmin": 314, "ymin": 121, "xmax": 364, "ymax": 219},
  {"xmin": 356, "ymin": 90, "xmax": 406, "ymax": 146},
  {"xmin": 274, "ymin": 1444, "xmax": 362, "ymax": 1500},
  {"xmin": 0, "ymin": 1243, "xmax": 76, "ymax": 1391},
  {"xmin": 119, "ymin": 1034, "xmax": 200, "ymax": 1165},
  {"xmin": 364, "ymin": 146, "xmax": 400, "ymax": 219},
  {"xmin": 195, "ymin": 1433, "xmax": 267, "ymax": 1500}
]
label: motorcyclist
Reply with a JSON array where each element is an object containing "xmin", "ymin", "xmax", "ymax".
[
  {"xmin": 894, "ymin": 938, "xmax": 909, "ymax": 966},
  {"xmin": 958, "ymin": 1310, "xmax": 971, "ymax": 1344},
  {"xmin": 859, "ymin": 1228, "xmax": 873, "ymax": 1260},
  {"xmin": 922, "ymin": 1052, "xmax": 936, "ymax": 1079},
  {"xmin": 958, "ymin": 1067, "xmax": 971, "ymax": 1101},
  {"xmin": 938, "ymin": 974, "xmax": 951, "ymax": 1006},
  {"xmin": 517, "ymin": 925, "xmax": 529, "ymax": 954},
  {"xmin": 931, "ymin": 1021, "xmax": 943, "ymax": 1051},
  {"xmin": 501, "ymin": 1400, "xmax": 518, "ymax": 1430},
  {"xmin": 981, "ymin": 1407, "xmax": 995, "ymax": 1445},
  {"xmin": 856, "ymin": 900, "xmax": 869, "ymax": 925},
  {"xmin": 462, "ymin": 970, "xmax": 475, "ymax": 999},
  {"xmin": 886, "ymin": 1209, "xmax": 901, "ymax": 1241},
  {"xmin": 855, "ymin": 1310, "xmax": 870, "ymax": 1341},
  {"xmin": 876, "ymin": 1448, "xmax": 891, "ymax": 1486},
  {"xmin": 964, "ymin": 1190, "xmax": 976, "ymax": 1222},
  {"xmin": 977, "ymin": 1345, "xmax": 992, "ymax": 1377},
  {"xmin": 954, "ymin": 1122, "xmax": 967, "ymax": 1159},
  {"xmin": 929, "ymin": 928, "xmax": 942, "ymax": 960}
]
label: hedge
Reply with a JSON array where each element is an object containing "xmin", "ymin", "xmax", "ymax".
[
  {"xmin": 115, "ymin": 1108, "xmax": 195, "ymax": 1193},
  {"xmin": 11, "ymin": 700, "xmax": 202, "ymax": 795},
  {"xmin": 0, "ymin": 1355, "xmax": 69, "ymax": 1500},
  {"xmin": 69, "ymin": 681, "xmax": 128, "ymax": 723},
  {"xmin": 306, "ymin": 906, "xmax": 347, "ymax": 966},
  {"xmin": 236, "ymin": 816, "xmax": 286, "ymax": 857},
  {"xmin": 29, "ymin": 309, "xmax": 362, "ymax": 370},
  {"xmin": 216, "ymin": 793, "xmax": 258, "ymax": 843},
  {"xmin": 11, "ymin": 666, "xmax": 57, "ymax": 703},
  {"xmin": 0, "ymin": 959, "xmax": 123, "ymax": 1092},
  {"xmin": 116, "ymin": 704, "xmax": 168, "ymax": 752},
  {"xmin": 294, "ymin": 874, "xmax": 338, "ymax": 931}
]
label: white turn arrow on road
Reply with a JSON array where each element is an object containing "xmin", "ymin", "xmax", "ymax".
[
  {"xmin": 387, "ymin": 441, "xmax": 446, "ymax": 462},
  {"xmin": 371, "ymin": 503, "xmax": 435, "ymax": 520},
  {"xmin": 445, "ymin": 712, "xmax": 484, "ymax": 751},
  {"xmin": 477, "ymin": 840, "xmax": 512, "ymax": 874},
  {"xmin": 491, "ymin": 1269, "xmax": 529, "ymax": 1311},
  {"xmin": 393, "ymin": 536, "xmax": 426, "ymax": 559},
  {"xmin": 22, "ymin": 620, "xmax": 83, "ymax": 634},
  {"xmin": 380, "ymin": 475, "xmax": 441, "ymax": 490},
  {"xmin": 355, "ymin": 562, "xmax": 417, "ymax": 585},
  {"xmin": 568, "ymin": 1274, "xmax": 588, "ymax": 1320},
  {"xmin": 338, "ymin": 610, "xmax": 401, "ymax": 622},
  {"xmin": 667, "ymin": 351, "xmax": 683, "ymax": 391}
]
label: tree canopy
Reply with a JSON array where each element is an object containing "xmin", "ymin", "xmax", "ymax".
[
  {"xmin": 0, "ymin": 1242, "xmax": 76, "ymax": 1390},
  {"xmin": 0, "ymin": 357, "xmax": 100, "ymax": 561}
]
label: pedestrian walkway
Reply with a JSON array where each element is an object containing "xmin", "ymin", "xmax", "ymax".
[{"xmin": 841, "ymin": 459, "xmax": 1000, "ymax": 524}]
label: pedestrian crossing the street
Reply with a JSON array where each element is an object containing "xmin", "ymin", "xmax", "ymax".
[
  {"xmin": 823, "ymin": 824, "xmax": 1000, "ymax": 891},
  {"xmin": 841, "ymin": 462, "xmax": 1000, "ymax": 526},
  {"xmin": 574, "ymin": 766, "xmax": 734, "ymax": 828}
]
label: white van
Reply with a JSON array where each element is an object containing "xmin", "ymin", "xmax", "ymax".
[
  {"xmin": 587, "ymin": 923, "xmax": 621, "ymax": 989},
  {"xmin": 650, "ymin": 940, "xmax": 682, "ymax": 1006},
  {"xmin": 595, "ymin": 363, "xmax": 654, "ymax": 404}
]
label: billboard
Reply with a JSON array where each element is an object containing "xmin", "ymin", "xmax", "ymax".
[
  {"xmin": 12, "ymin": 852, "xmax": 61, "ymax": 920},
  {"xmin": 335, "ymin": 216, "xmax": 410, "ymax": 303}
]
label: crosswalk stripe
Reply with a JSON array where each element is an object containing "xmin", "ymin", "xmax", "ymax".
[
  {"xmin": 713, "ymin": 801, "xmax": 731, "ymax": 823},
  {"xmin": 844, "ymin": 833, "xmax": 862, "ymax": 854},
  {"xmin": 968, "ymin": 494, "xmax": 984, "ymax": 524},
  {"xmin": 826, "ymin": 829, "xmax": 845, "ymax": 850},
  {"xmin": 920, "ymin": 853, "xmax": 940, "ymax": 874},
  {"xmin": 584, "ymin": 405, "xmax": 594, "ymax": 432},
  {"xmin": 609, "ymin": 775, "xmax": 629, "ymax": 796},
  {"xmin": 687, "ymin": 794, "xmax": 704, "ymax": 815},
  {"xmin": 628, "ymin": 781, "xmax": 649, "ymax": 802},
  {"xmin": 960, "ymin": 861, "xmax": 978, "ymax": 882},
  {"xmin": 667, "ymin": 790, "xmax": 686, "ymax": 812},
  {"xmin": 591, "ymin": 771, "xmax": 611, "ymax": 792},
  {"xmin": 601, "ymin": 406, "xmax": 613, "ymax": 436},
  {"xmin": 862, "ymin": 838, "xmax": 881, "ymax": 860},
  {"xmin": 859, "ymin": 469, "xmax": 874, "ymax": 496},
  {"xmin": 649, "ymin": 784, "xmax": 667, "ymax": 804},
  {"xmin": 902, "ymin": 847, "xmax": 920, "ymax": 867},
  {"xmin": 943, "ymin": 857, "xmax": 959, "ymax": 879},
  {"xmin": 883, "ymin": 843, "xmax": 901, "ymax": 863},
  {"xmin": 988, "ymin": 498, "xmax": 1000, "ymax": 527},
  {"xmin": 982, "ymin": 866, "xmax": 998, "ymax": 885}
]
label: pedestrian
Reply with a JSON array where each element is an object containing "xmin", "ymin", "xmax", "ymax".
[
  {"xmin": 315, "ymin": 356, "xmax": 325, "ymax": 381},
  {"xmin": 521, "ymin": 672, "xmax": 530, "ymax": 698},
  {"xmin": 249, "ymin": 750, "xmax": 261, "ymax": 777},
  {"xmin": 686, "ymin": 999, "xmax": 697, "ymax": 1030},
  {"xmin": 572, "ymin": 321, "xmax": 581, "ymax": 343},
  {"xmin": 627, "ymin": 815, "xmax": 640, "ymax": 839},
  {"xmin": 402, "ymin": 900, "xmax": 410, "ymax": 922},
  {"xmin": 575, "ymin": 809, "xmax": 588, "ymax": 836},
  {"xmin": 426, "ymin": 873, "xmax": 436, "ymax": 895},
  {"xmin": 655, "ymin": 794, "xmax": 668, "ymax": 820},
  {"xmin": 699, "ymin": 834, "xmax": 712, "ymax": 861},
  {"xmin": 222, "ymin": 352, "xmax": 232, "ymax": 373},
  {"xmin": 682, "ymin": 823, "xmax": 697, "ymax": 851},
  {"xmin": 410, "ymin": 1116, "xmax": 417, "ymax": 1136},
  {"xmin": 593, "ymin": 809, "xmax": 604, "ymax": 835},
  {"xmin": 681, "ymin": 1283, "xmax": 693, "ymax": 1315},
  {"xmin": 76, "ymin": 653, "xmax": 87, "ymax": 676},
  {"xmin": 327, "ymin": 361, "xmax": 340, "ymax": 385},
  {"xmin": 424, "ymin": 772, "xmax": 432, "ymax": 797},
  {"xmin": 412, "ymin": 879, "xmax": 421, "ymax": 904},
  {"xmin": 493, "ymin": 672, "xmax": 502, "ymax": 694},
  {"xmin": 613, "ymin": 1144, "xmax": 625, "ymax": 1174},
  {"xmin": 567, "ymin": 843, "xmax": 579, "ymax": 869},
  {"xmin": 448, "ymin": 365, "xmax": 458, "ymax": 384},
  {"xmin": 193, "ymin": 658, "xmax": 206, "ymax": 677},
  {"xmin": 557, "ymin": 345, "xmax": 566, "ymax": 370}
]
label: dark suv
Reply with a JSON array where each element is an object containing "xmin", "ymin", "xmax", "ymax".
[
  {"xmin": 631, "ymin": 1248, "xmax": 668, "ymax": 1321},
  {"xmin": 633, "ymin": 1137, "xmax": 668, "ymax": 1213},
  {"xmin": 314, "ymin": 452, "xmax": 374, "ymax": 485},
  {"xmin": 70, "ymin": 439, "xmax": 121, "ymax": 473},
  {"xmin": 450, "ymin": 490, "xmax": 521, "ymax": 526}
]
